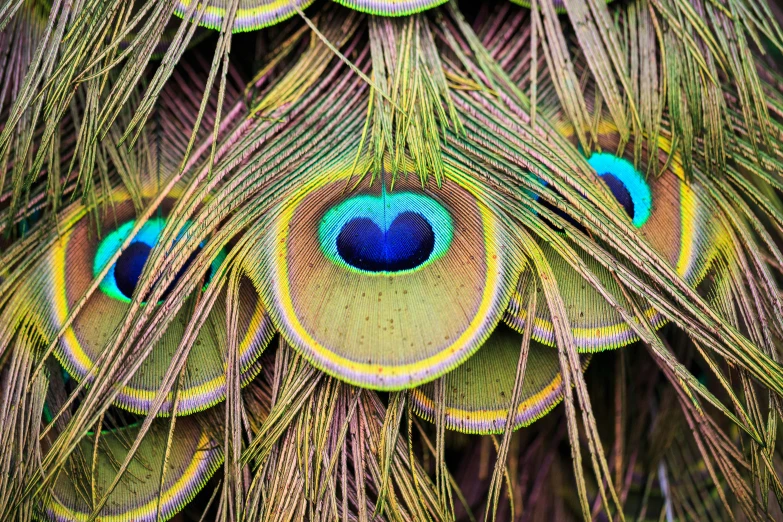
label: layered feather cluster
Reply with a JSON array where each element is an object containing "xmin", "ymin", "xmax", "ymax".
[{"xmin": 1, "ymin": 0, "xmax": 783, "ymax": 520}]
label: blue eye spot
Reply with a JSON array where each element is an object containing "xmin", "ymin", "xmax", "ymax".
[
  {"xmin": 115, "ymin": 242, "xmax": 152, "ymax": 299},
  {"xmin": 319, "ymin": 192, "xmax": 452, "ymax": 274},
  {"xmin": 599, "ymin": 174, "xmax": 634, "ymax": 219},
  {"xmin": 587, "ymin": 152, "xmax": 652, "ymax": 228},
  {"xmin": 94, "ymin": 218, "xmax": 225, "ymax": 303},
  {"xmin": 336, "ymin": 212, "xmax": 436, "ymax": 272}
]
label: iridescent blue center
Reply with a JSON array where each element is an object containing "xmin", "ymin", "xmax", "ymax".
[
  {"xmin": 336, "ymin": 212, "xmax": 435, "ymax": 272},
  {"xmin": 114, "ymin": 242, "xmax": 209, "ymax": 300},
  {"xmin": 115, "ymin": 242, "xmax": 152, "ymax": 299},
  {"xmin": 599, "ymin": 174, "xmax": 634, "ymax": 219},
  {"xmin": 94, "ymin": 218, "xmax": 225, "ymax": 303},
  {"xmin": 319, "ymin": 192, "xmax": 453, "ymax": 274}
]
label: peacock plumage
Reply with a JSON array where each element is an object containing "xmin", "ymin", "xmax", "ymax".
[{"xmin": 2, "ymin": 0, "xmax": 783, "ymax": 520}]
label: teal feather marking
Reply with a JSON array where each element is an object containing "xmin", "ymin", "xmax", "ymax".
[
  {"xmin": 318, "ymin": 191, "xmax": 453, "ymax": 274},
  {"xmin": 588, "ymin": 152, "xmax": 652, "ymax": 228},
  {"xmin": 94, "ymin": 219, "xmax": 227, "ymax": 303}
]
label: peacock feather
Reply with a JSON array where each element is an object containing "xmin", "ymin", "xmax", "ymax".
[{"xmin": 2, "ymin": 0, "xmax": 783, "ymax": 520}]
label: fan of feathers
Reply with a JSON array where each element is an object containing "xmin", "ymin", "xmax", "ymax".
[{"xmin": 3, "ymin": 0, "xmax": 783, "ymax": 520}]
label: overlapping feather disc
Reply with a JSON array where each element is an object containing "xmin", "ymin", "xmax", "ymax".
[
  {"xmin": 506, "ymin": 120, "xmax": 731, "ymax": 351},
  {"xmin": 173, "ymin": 0, "xmax": 449, "ymax": 32},
  {"xmin": 411, "ymin": 324, "xmax": 591, "ymax": 433},
  {"xmin": 243, "ymin": 164, "xmax": 524, "ymax": 389}
]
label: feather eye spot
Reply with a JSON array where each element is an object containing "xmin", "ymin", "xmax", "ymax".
[
  {"xmin": 114, "ymin": 242, "xmax": 152, "ymax": 299},
  {"xmin": 250, "ymin": 175, "xmax": 522, "ymax": 389},
  {"xmin": 599, "ymin": 173, "xmax": 635, "ymax": 218},
  {"xmin": 93, "ymin": 218, "xmax": 225, "ymax": 303},
  {"xmin": 587, "ymin": 152, "xmax": 652, "ymax": 228},
  {"xmin": 319, "ymin": 192, "xmax": 453, "ymax": 274},
  {"xmin": 335, "ymin": 212, "xmax": 436, "ymax": 272},
  {"xmin": 534, "ymin": 153, "xmax": 651, "ymax": 232}
]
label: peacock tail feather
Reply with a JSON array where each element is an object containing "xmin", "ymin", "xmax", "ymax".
[{"xmin": 1, "ymin": 0, "xmax": 783, "ymax": 520}]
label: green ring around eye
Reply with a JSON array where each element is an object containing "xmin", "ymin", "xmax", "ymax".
[
  {"xmin": 587, "ymin": 152, "xmax": 652, "ymax": 228},
  {"xmin": 94, "ymin": 218, "xmax": 226, "ymax": 303},
  {"xmin": 317, "ymin": 191, "xmax": 453, "ymax": 274}
]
